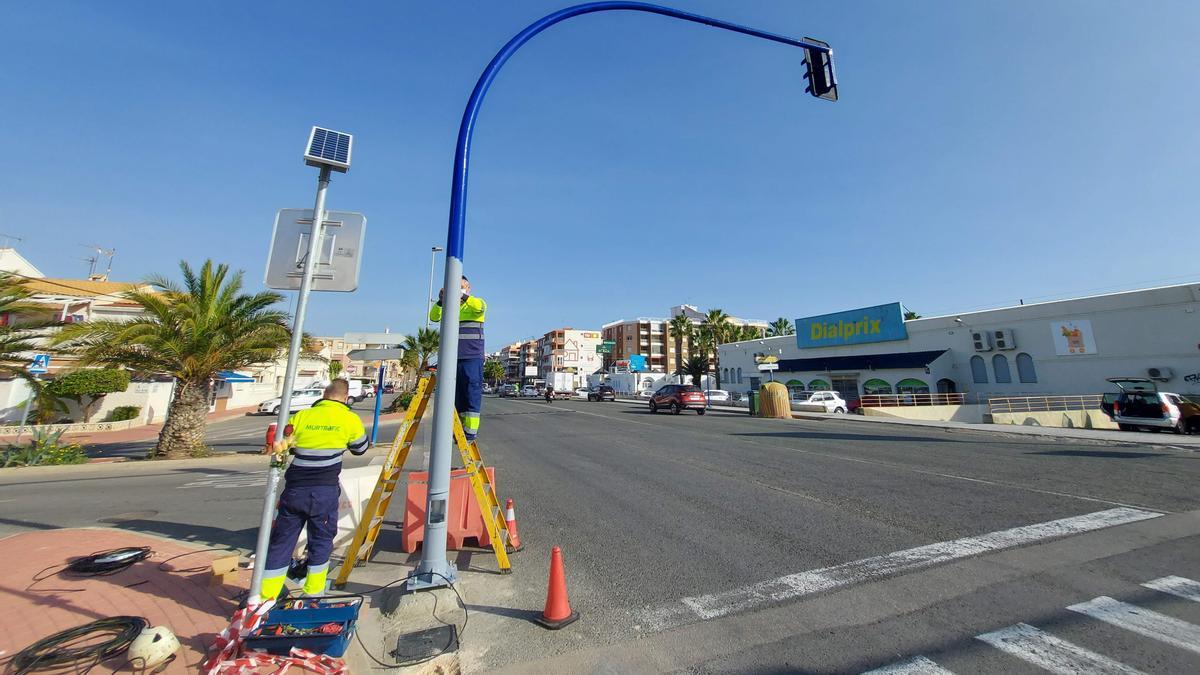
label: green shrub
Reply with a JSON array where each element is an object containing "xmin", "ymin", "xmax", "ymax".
[
  {"xmin": 108, "ymin": 405, "xmax": 141, "ymax": 422},
  {"xmin": 385, "ymin": 391, "xmax": 415, "ymax": 413},
  {"xmin": 1, "ymin": 429, "xmax": 89, "ymax": 467}
]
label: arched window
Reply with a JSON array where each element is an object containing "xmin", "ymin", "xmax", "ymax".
[
  {"xmin": 993, "ymin": 354, "xmax": 1012, "ymax": 383},
  {"xmin": 1016, "ymin": 353, "xmax": 1037, "ymax": 383},
  {"xmin": 970, "ymin": 355, "xmax": 988, "ymax": 384},
  {"xmin": 722, "ymin": 368, "xmax": 728, "ymax": 383},
  {"xmin": 863, "ymin": 378, "xmax": 892, "ymax": 395},
  {"xmin": 808, "ymin": 379, "xmax": 830, "ymax": 391},
  {"xmin": 896, "ymin": 378, "xmax": 930, "ymax": 394},
  {"xmin": 736, "ymin": 367, "xmax": 742, "ymax": 384}
]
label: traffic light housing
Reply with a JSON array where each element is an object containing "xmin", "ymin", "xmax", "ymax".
[{"xmin": 802, "ymin": 38, "xmax": 838, "ymax": 102}]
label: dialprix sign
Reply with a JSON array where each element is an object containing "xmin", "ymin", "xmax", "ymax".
[{"xmin": 796, "ymin": 302, "xmax": 908, "ymax": 349}]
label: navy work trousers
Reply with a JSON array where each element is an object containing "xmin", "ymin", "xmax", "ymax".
[
  {"xmin": 456, "ymin": 358, "xmax": 483, "ymax": 440},
  {"xmin": 265, "ymin": 484, "xmax": 340, "ymax": 571}
]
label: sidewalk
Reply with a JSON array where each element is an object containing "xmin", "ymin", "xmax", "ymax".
[
  {"xmin": 0, "ymin": 528, "xmax": 247, "ymax": 673},
  {"xmin": 61, "ymin": 404, "xmax": 261, "ymax": 448},
  {"xmin": 712, "ymin": 403, "xmax": 1200, "ymax": 449}
]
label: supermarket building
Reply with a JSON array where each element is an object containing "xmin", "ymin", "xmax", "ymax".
[{"xmin": 718, "ymin": 283, "xmax": 1200, "ymax": 419}]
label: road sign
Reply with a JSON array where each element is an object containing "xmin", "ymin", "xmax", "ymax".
[
  {"xmin": 757, "ymin": 363, "xmax": 779, "ymax": 372},
  {"xmin": 524, "ymin": 366, "xmax": 538, "ymax": 377},
  {"xmin": 596, "ymin": 340, "xmax": 615, "ymax": 354},
  {"xmin": 265, "ymin": 209, "xmax": 366, "ymax": 292},
  {"xmin": 29, "ymin": 354, "xmax": 49, "ymax": 374}
]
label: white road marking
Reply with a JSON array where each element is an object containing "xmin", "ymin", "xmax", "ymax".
[
  {"xmin": 639, "ymin": 507, "xmax": 1161, "ymax": 631},
  {"xmin": 863, "ymin": 655, "xmax": 954, "ymax": 674},
  {"xmin": 1068, "ymin": 596, "xmax": 1200, "ymax": 655},
  {"xmin": 1143, "ymin": 576, "xmax": 1200, "ymax": 603},
  {"xmin": 976, "ymin": 622, "xmax": 1145, "ymax": 674},
  {"xmin": 179, "ymin": 471, "xmax": 268, "ymax": 489}
]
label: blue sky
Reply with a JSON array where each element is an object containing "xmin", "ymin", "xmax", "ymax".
[{"xmin": 3, "ymin": 1, "xmax": 1198, "ymax": 346}]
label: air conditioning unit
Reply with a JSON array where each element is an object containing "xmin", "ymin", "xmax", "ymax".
[
  {"xmin": 993, "ymin": 329, "xmax": 1016, "ymax": 350},
  {"xmin": 971, "ymin": 330, "xmax": 992, "ymax": 352},
  {"xmin": 1147, "ymin": 367, "xmax": 1174, "ymax": 381}
]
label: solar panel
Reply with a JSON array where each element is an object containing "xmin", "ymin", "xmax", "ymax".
[{"xmin": 304, "ymin": 126, "xmax": 353, "ymax": 172}]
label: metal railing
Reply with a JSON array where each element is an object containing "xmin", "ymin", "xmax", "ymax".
[
  {"xmin": 987, "ymin": 394, "xmax": 1104, "ymax": 414},
  {"xmin": 859, "ymin": 393, "xmax": 966, "ymax": 407}
]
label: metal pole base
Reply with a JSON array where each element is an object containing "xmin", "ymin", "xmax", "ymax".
[{"xmin": 407, "ymin": 560, "xmax": 459, "ymax": 591}]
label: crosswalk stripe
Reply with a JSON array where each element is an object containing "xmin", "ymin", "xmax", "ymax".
[
  {"xmin": 1067, "ymin": 596, "xmax": 1200, "ymax": 655},
  {"xmin": 1143, "ymin": 576, "xmax": 1200, "ymax": 603},
  {"xmin": 976, "ymin": 622, "xmax": 1145, "ymax": 674},
  {"xmin": 862, "ymin": 655, "xmax": 954, "ymax": 674}
]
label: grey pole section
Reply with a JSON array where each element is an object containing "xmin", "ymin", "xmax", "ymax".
[
  {"xmin": 249, "ymin": 165, "xmax": 332, "ymax": 603},
  {"xmin": 409, "ymin": 256, "xmax": 462, "ymax": 590},
  {"xmin": 425, "ymin": 246, "xmax": 443, "ymax": 329}
]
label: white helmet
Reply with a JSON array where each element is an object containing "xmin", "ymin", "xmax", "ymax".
[{"xmin": 127, "ymin": 625, "xmax": 180, "ymax": 671}]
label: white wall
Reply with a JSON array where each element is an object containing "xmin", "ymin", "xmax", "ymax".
[
  {"xmin": 0, "ymin": 379, "xmax": 174, "ymax": 425},
  {"xmin": 720, "ymin": 283, "xmax": 1200, "ymax": 399}
]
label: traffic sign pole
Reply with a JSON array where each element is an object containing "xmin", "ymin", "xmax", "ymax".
[{"xmin": 249, "ymin": 165, "xmax": 332, "ymax": 604}]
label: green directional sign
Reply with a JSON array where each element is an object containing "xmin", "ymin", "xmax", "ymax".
[{"xmin": 596, "ymin": 340, "xmax": 616, "ymax": 354}]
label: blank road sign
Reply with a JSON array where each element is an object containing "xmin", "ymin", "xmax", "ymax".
[
  {"xmin": 304, "ymin": 127, "xmax": 353, "ymax": 173},
  {"xmin": 264, "ymin": 208, "xmax": 366, "ymax": 292}
]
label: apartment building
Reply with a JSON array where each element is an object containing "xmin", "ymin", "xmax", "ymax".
[
  {"xmin": 537, "ymin": 328, "xmax": 604, "ymax": 388},
  {"xmin": 601, "ymin": 304, "xmax": 769, "ymax": 375},
  {"xmin": 497, "ymin": 339, "xmax": 539, "ymax": 383}
]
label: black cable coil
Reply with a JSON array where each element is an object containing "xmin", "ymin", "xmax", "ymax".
[{"xmin": 10, "ymin": 616, "xmax": 146, "ymax": 674}]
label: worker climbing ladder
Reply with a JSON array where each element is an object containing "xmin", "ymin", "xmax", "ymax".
[{"xmin": 333, "ymin": 374, "xmax": 515, "ymax": 588}]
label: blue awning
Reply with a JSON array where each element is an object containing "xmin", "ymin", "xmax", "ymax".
[
  {"xmin": 778, "ymin": 349, "xmax": 948, "ymax": 373},
  {"xmin": 216, "ymin": 370, "xmax": 255, "ymax": 383}
]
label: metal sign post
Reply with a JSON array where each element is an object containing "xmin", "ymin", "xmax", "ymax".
[
  {"xmin": 249, "ymin": 126, "xmax": 356, "ymax": 604},
  {"xmin": 371, "ymin": 363, "xmax": 386, "ymax": 445}
]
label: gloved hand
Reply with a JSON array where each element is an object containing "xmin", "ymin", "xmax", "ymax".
[{"xmin": 437, "ymin": 288, "xmax": 444, "ymax": 305}]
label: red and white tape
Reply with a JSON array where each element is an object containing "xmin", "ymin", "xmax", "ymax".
[{"xmin": 202, "ymin": 601, "xmax": 347, "ymax": 674}]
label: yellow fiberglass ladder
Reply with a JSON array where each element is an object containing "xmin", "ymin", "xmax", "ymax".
[{"xmin": 333, "ymin": 374, "xmax": 515, "ymax": 588}]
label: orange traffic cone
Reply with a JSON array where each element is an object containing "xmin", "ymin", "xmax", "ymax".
[
  {"xmin": 535, "ymin": 546, "xmax": 579, "ymax": 629},
  {"xmin": 504, "ymin": 498, "xmax": 524, "ymax": 552}
]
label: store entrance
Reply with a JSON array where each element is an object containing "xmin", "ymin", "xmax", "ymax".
[{"xmin": 831, "ymin": 375, "xmax": 860, "ymax": 407}]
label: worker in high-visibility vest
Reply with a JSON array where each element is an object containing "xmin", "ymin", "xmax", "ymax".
[
  {"xmin": 430, "ymin": 275, "xmax": 487, "ymax": 441},
  {"xmin": 260, "ymin": 379, "xmax": 368, "ymax": 600}
]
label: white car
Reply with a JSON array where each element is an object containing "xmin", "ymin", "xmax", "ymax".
[
  {"xmin": 706, "ymin": 389, "xmax": 730, "ymax": 403},
  {"xmin": 521, "ymin": 385, "xmax": 539, "ymax": 397},
  {"xmin": 258, "ymin": 388, "xmax": 325, "ymax": 415},
  {"xmin": 636, "ymin": 389, "xmax": 654, "ymax": 400},
  {"xmin": 792, "ymin": 390, "xmax": 849, "ymax": 414},
  {"xmin": 574, "ymin": 388, "xmax": 590, "ymax": 400},
  {"xmin": 362, "ymin": 383, "xmax": 376, "ymax": 398}
]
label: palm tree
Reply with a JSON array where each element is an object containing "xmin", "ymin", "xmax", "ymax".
[
  {"xmin": 736, "ymin": 325, "xmax": 763, "ymax": 341},
  {"xmin": 483, "ymin": 359, "xmax": 505, "ymax": 386},
  {"xmin": 328, "ymin": 359, "xmax": 343, "ymax": 380},
  {"xmin": 402, "ymin": 327, "xmax": 440, "ymax": 372},
  {"xmin": 53, "ymin": 260, "xmax": 290, "ymax": 458},
  {"xmin": 0, "ymin": 273, "xmax": 57, "ymax": 382},
  {"xmin": 767, "ymin": 318, "xmax": 794, "ymax": 337},
  {"xmin": 682, "ymin": 355, "xmax": 709, "ymax": 389},
  {"xmin": 701, "ymin": 309, "xmax": 731, "ymax": 389},
  {"xmin": 667, "ymin": 314, "xmax": 693, "ymax": 381}
]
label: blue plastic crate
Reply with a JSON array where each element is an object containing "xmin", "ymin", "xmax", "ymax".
[{"xmin": 245, "ymin": 596, "xmax": 362, "ymax": 658}]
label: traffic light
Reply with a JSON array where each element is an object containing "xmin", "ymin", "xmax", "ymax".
[{"xmin": 802, "ymin": 38, "xmax": 838, "ymax": 102}]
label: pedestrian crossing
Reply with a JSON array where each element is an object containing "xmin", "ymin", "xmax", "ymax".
[{"xmin": 865, "ymin": 575, "xmax": 1200, "ymax": 674}]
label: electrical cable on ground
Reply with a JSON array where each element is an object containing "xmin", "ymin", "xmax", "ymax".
[
  {"xmin": 156, "ymin": 547, "xmax": 241, "ymax": 573},
  {"xmin": 346, "ymin": 571, "xmax": 468, "ymax": 669},
  {"xmin": 8, "ymin": 616, "xmax": 146, "ymax": 675}
]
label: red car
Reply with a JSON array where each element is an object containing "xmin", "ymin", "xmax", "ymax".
[{"xmin": 649, "ymin": 384, "xmax": 707, "ymax": 415}]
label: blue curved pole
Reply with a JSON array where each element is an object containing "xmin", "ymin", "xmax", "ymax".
[{"xmin": 414, "ymin": 1, "xmax": 835, "ymax": 589}]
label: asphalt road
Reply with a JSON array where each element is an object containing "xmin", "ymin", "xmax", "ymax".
[{"xmin": 2, "ymin": 395, "xmax": 1198, "ymax": 673}]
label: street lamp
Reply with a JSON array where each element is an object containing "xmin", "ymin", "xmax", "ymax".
[
  {"xmin": 414, "ymin": 1, "xmax": 839, "ymax": 591},
  {"xmin": 425, "ymin": 246, "xmax": 444, "ymax": 329}
]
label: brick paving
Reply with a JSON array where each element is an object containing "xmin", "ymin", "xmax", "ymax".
[{"xmin": 0, "ymin": 528, "xmax": 247, "ymax": 673}]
